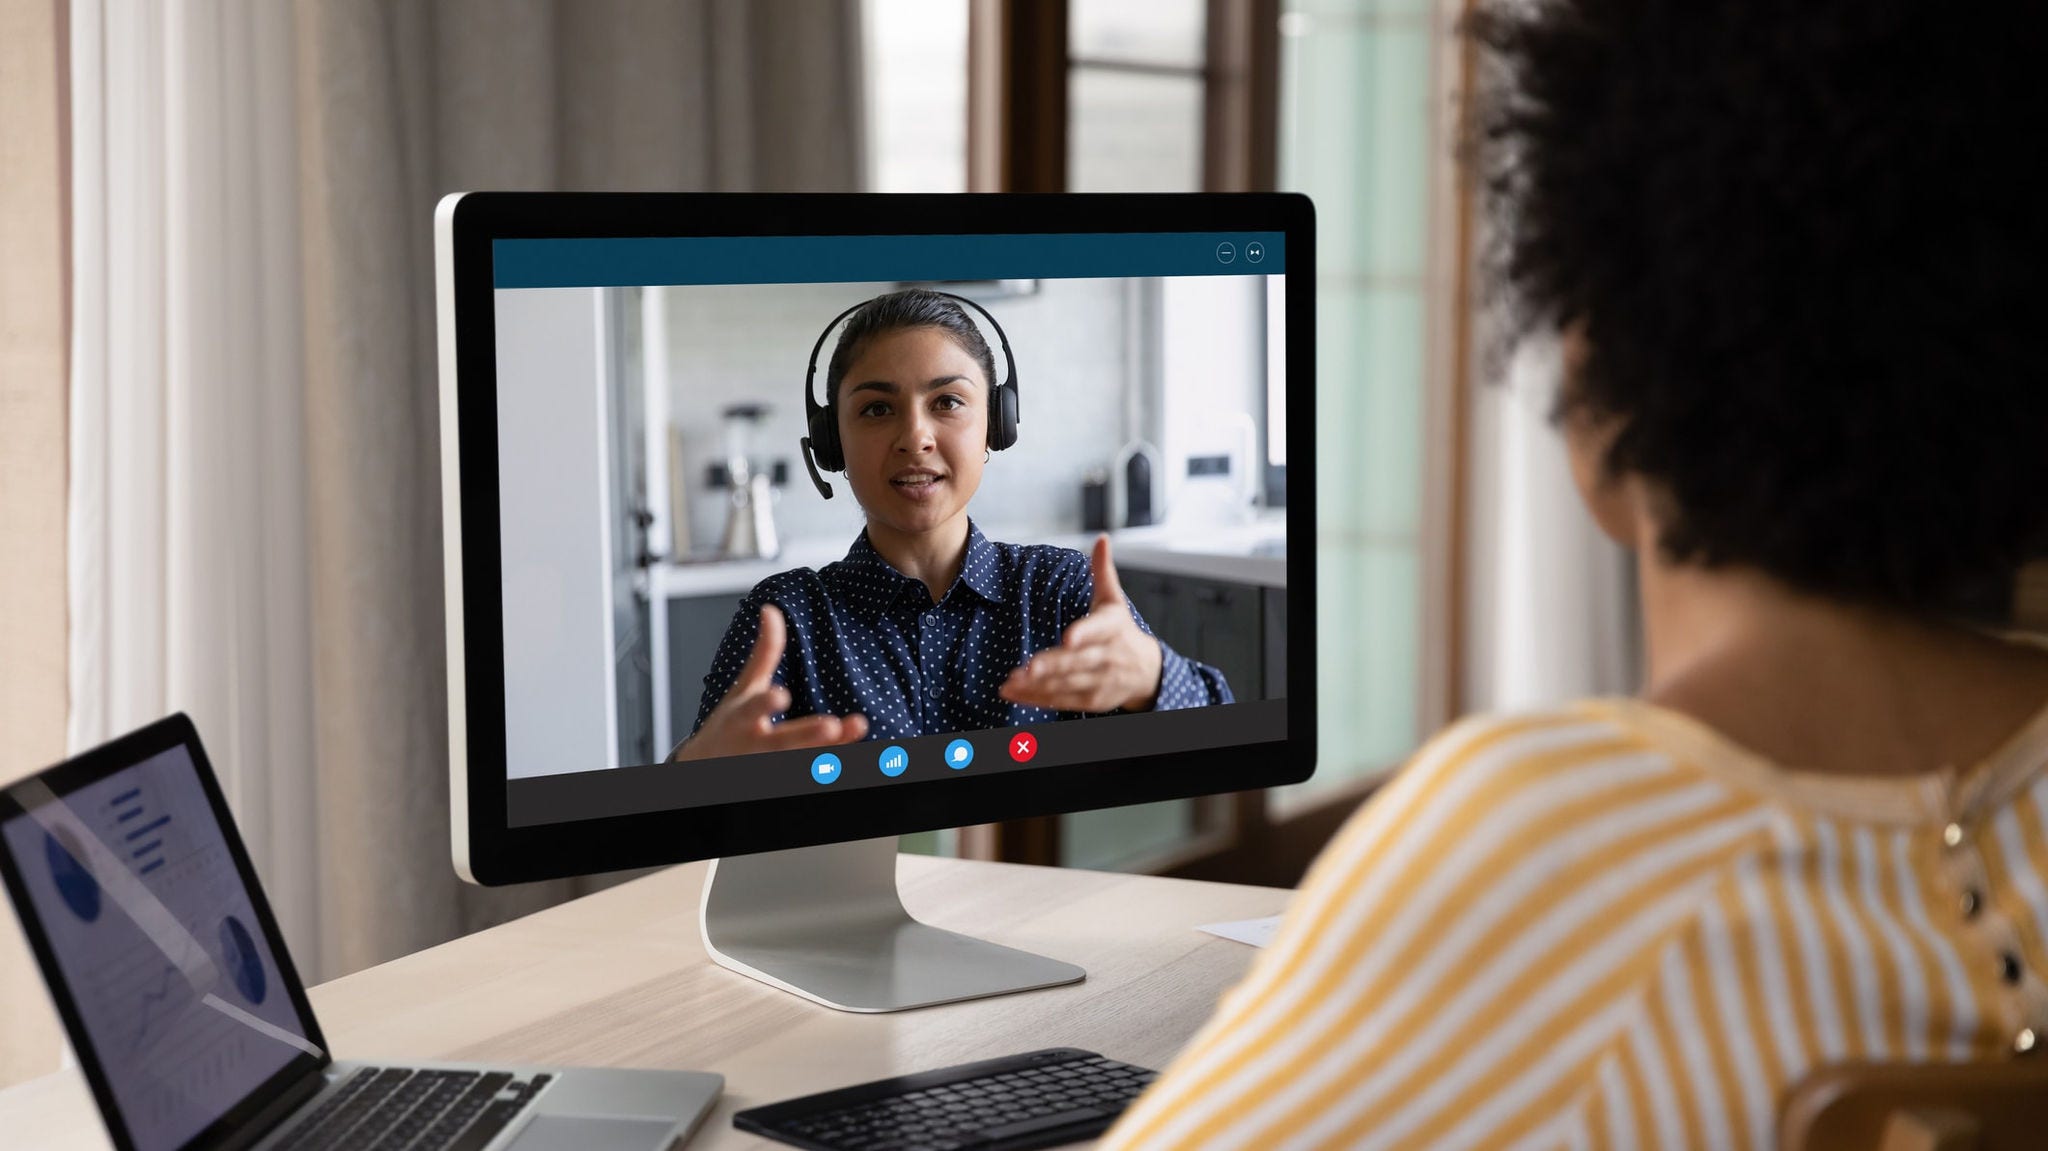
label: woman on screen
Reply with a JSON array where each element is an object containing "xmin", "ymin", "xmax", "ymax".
[{"xmin": 670, "ymin": 289, "xmax": 1232, "ymax": 761}]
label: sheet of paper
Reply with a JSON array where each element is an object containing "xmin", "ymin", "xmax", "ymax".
[{"xmin": 1197, "ymin": 915, "xmax": 1282, "ymax": 948}]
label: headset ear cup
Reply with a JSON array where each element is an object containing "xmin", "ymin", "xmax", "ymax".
[
  {"xmin": 988, "ymin": 383, "xmax": 1020, "ymax": 452},
  {"xmin": 808, "ymin": 406, "xmax": 844, "ymax": 472}
]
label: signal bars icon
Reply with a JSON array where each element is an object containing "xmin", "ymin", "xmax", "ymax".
[{"xmin": 878, "ymin": 745, "xmax": 909, "ymax": 778}]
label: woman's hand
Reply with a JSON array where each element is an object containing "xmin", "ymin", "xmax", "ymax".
[
  {"xmin": 998, "ymin": 536, "xmax": 1164, "ymax": 713},
  {"xmin": 669, "ymin": 605, "xmax": 869, "ymax": 762}
]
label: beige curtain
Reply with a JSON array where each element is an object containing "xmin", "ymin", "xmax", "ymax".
[
  {"xmin": 1, "ymin": 0, "xmax": 70, "ymax": 1090},
  {"xmin": 291, "ymin": 0, "xmax": 865, "ymax": 979},
  {"xmin": 17, "ymin": 0, "xmax": 862, "ymax": 1090}
]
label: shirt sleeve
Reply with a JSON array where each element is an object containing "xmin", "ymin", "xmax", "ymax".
[
  {"xmin": 1096, "ymin": 710, "xmax": 1758, "ymax": 1151},
  {"xmin": 1148, "ymin": 630, "xmax": 1235, "ymax": 709}
]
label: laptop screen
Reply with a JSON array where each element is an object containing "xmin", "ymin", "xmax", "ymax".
[{"xmin": 1, "ymin": 742, "xmax": 322, "ymax": 1151}]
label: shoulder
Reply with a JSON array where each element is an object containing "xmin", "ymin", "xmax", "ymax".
[
  {"xmin": 1104, "ymin": 706, "xmax": 1778, "ymax": 1151},
  {"xmin": 982, "ymin": 537, "xmax": 1092, "ymax": 597},
  {"xmin": 743, "ymin": 565, "xmax": 832, "ymax": 604},
  {"xmin": 1308, "ymin": 705, "xmax": 1770, "ymax": 909},
  {"xmin": 726, "ymin": 567, "xmax": 838, "ymax": 631},
  {"xmin": 985, "ymin": 536, "xmax": 1089, "ymax": 573}
]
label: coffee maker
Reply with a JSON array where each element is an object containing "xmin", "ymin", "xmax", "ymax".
[{"xmin": 717, "ymin": 403, "xmax": 781, "ymax": 560}]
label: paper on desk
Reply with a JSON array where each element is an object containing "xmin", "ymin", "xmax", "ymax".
[{"xmin": 1198, "ymin": 915, "xmax": 1282, "ymax": 948}]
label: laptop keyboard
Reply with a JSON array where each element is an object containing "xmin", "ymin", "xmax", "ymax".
[{"xmin": 269, "ymin": 1066, "xmax": 551, "ymax": 1151}]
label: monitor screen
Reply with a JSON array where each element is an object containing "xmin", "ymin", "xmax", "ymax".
[
  {"xmin": 0, "ymin": 743, "xmax": 322, "ymax": 1151},
  {"xmin": 438, "ymin": 194, "xmax": 1314, "ymax": 882}
]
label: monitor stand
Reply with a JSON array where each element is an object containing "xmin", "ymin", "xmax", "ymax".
[{"xmin": 699, "ymin": 836, "xmax": 1085, "ymax": 1012}]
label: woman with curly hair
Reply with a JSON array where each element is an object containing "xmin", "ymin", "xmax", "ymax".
[{"xmin": 1103, "ymin": 1, "xmax": 2048, "ymax": 1147}]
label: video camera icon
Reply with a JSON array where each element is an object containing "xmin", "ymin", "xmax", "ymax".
[{"xmin": 944, "ymin": 739, "xmax": 975, "ymax": 770}]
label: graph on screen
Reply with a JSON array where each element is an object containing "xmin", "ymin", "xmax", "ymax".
[{"xmin": 2, "ymin": 746, "xmax": 316, "ymax": 1151}]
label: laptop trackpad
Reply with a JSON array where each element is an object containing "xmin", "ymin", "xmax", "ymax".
[{"xmin": 503, "ymin": 1114, "xmax": 676, "ymax": 1151}]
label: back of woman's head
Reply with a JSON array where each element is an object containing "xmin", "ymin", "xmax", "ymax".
[{"xmin": 1470, "ymin": 0, "xmax": 2048, "ymax": 614}]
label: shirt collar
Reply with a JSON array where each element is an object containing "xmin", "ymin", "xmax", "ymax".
[{"xmin": 832, "ymin": 519, "xmax": 1005, "ymax": 613}]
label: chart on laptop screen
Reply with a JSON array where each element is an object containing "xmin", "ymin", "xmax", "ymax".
[
  {"xmin": 486, "ymin": 231, "xmax": 1291, "ymax": 827},
  {"xmin": 1, "ymin": 747, "xmax": 317, "ymax": 1151}
]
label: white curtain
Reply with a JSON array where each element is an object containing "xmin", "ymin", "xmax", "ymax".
[
  {"xmin": 68, "ymin": 0, "xmax": 321, "ymax": 961},
  {"xmin": 62, "ymin": 0, "xmax": 867, "ymax": 1012},
  {"xmin": 1462, "ymin": 332, "xmax": 1641, "ymax": 712}
]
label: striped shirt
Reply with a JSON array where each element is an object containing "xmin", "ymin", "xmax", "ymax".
[{"xmin": 1101, "ymin": 698, "xmax": 2048, "ymax": 1151}]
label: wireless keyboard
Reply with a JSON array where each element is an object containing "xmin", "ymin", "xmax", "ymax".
[{"xmin": 733, "ymin": 1047, "xmax": 1158, "ymax": 1151}]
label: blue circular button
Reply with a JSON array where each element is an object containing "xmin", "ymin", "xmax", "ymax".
[
  {"xmin": 878, "ymin": 745, "xmax": 909, "ymax": 777},
  {"xmin": 944, "ymin": 739, "xmax": 975, "ymax": 770},
  {"xmin": 810, "ymin": 752, "xmax": 842, "ymax": 785}
]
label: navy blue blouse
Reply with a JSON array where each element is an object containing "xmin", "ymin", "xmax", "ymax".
[{"xmin": 691, "ymin": 521, "xmax": 1234, "ymax": 741}]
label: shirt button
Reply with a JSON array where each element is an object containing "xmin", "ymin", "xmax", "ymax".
[
  {"xmin": 2000, "ymin": 952, "xmax": 2024, "ymax": 985},
  {"xmin": 1962, "ymin": 889, "xmax": 1983, "ymax": 919},
  {"xmin": 2017, "ymin": 1027, "xmax": 2038, "ymax": 1054},
  {"xmin": 1943, "ymin": 823, "xmax": 1965, "ymax": 848}
]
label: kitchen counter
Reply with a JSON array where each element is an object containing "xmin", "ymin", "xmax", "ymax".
[{"xmin": 653, "ymin": 515, "xmax": 1288, "ymax": 600}]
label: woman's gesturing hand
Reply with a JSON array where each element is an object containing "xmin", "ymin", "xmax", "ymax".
[
  {"xmin": 998, "ymin": 535, "xmax": 1164, "ymax": 714},
  {"xmin": 669, "ymin": 605, "xmax": 870, "ymax": 762}
]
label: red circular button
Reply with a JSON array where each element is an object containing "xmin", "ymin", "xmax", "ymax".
[{"xmin": 1008, "ymin": 731, "xmax": 1038, "ymax": 763}]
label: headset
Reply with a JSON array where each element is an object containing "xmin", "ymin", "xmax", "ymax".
[{"xmin": 799, "ymin": 290, "xmax": 1021, "ymax": 500}]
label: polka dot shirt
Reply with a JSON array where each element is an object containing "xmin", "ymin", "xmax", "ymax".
[{"xmin": 691, "ymin": 519, "xmax": 1234, "ymax": 741}]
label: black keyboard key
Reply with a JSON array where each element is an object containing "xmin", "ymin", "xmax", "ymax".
[
  {"xmin": 979, "ymin": 1106, "xmax": 1113, "ymax": 1144},
  {"xmin": 444, "ymin": 1098, "xmax": 528, "ymax": 1151}
]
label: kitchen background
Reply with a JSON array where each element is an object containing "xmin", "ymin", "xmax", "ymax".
[{"xmin": 606, "ymin": 272, "xmax": 1288, "ymax": 772}]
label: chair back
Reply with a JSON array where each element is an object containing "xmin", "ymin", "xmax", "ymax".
[{"xmin": 1780, "ymin": 1060, "xmax": 2048, "ymax": 1151}]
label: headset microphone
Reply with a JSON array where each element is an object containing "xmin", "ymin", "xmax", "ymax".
[{"xmin": 799, "ymin": 290, "xmax": 1021, "ymax": 500}]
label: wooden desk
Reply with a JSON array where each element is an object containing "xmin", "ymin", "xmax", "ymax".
[{"xmin": 1, "ymin": 855, "xmax": 1288, "ymax": 1149}]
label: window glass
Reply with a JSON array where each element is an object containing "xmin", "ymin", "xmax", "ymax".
[
  {"xmin": 1068, "ymin": 69, "xmax": 1205, "ymax": 193},
  {"xmin": 864, "ymin": 0, "xmax": 969, "ymax": 193},
  {"xmin": 1272, "ymin": 0, "xmax": 1436, "ymax": 812},
  {"xmin": 1070, "ymin": 0, "xmax": 1206, "ymax": 67}
]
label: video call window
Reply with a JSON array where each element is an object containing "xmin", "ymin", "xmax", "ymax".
[{"xmin": 490, "ymin": 233, "xmax": 1288, "ymax": 825}]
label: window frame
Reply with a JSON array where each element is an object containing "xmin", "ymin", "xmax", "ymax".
[{"xmin": 962, "ymin": 0, "xmax": 1471, "ymax": 884}]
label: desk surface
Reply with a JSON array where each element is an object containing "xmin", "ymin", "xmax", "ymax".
[{"xmin": 1, "ymin": 855, "xmax": 1288, "ymax": 1149}]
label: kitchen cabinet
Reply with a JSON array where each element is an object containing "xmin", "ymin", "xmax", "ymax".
[
  {"xmin": 1120, "ymin": 568, "xmax": 1284, "ymax": 704},
  {"xmin": 667, "ymin": 593, "xmax": 744, "ymax": 744}
]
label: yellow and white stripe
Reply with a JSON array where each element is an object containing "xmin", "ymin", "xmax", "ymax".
[{"xmin": 1100, "ymin": 698, "xmax": 2048, "ymax": 1151}]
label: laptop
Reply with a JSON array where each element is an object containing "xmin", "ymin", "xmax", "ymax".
[{"xmin": 0, "ymin": 713, "xmax": 722, "ymax": 1151}]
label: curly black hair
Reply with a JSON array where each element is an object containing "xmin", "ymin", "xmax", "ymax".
[{"xmin": 1468, "ymin": 0, "xmax": 2048, "ymax": 615}]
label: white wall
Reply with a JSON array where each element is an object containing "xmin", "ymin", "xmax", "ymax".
[
  {"xmin": 1159, "ymin": 274, "xmax": 1267, "ymax": 524},
  {"xmin": 1461, "ymin": 331, "xmax": 1640, "ymax": 711},
  {"xmin": 494, "ymin": 288, "xmax": 616, "ymax": 779}
]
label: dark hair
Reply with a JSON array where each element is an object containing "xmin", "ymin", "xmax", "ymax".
[
  {"xmin": 825, "ymin": 289, "xmax": 998, "ymax": 404},
  {"xmin": 1468, "ymin": 0, "xmax": 2048, "ymax": 614}
]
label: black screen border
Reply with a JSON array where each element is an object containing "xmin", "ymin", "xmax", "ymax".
[
  {"xmin": 0, "ymin": 713, "xmax": 331, "ymax": 1151},
  {"xmin": 446, "ymin": 192, "xmax": 1318, "ymax": 885}
]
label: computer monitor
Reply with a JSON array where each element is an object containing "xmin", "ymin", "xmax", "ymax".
[{"xmin": 435, "ymin": 193, "xmax": 1315, "ymax": 1011}]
